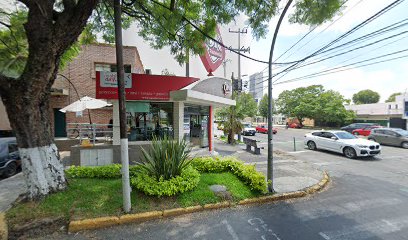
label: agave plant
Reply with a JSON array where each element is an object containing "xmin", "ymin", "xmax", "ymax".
[{"xmin": 138, "ymin": 136, "xmax": 191, "ymax": 180}]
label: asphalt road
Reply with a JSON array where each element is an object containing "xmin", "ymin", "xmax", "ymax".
[{"xmin": 43, "ymin": 127, "xmax": 408, "ymax": 240}]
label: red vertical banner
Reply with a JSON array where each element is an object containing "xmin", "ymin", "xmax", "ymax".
[{"xmin": 209, "ymin": 105, "xmax": 213, "ymax": 151}]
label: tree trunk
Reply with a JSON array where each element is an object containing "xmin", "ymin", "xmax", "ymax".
[
  {"xmin": 0, "ymin": 0, "xmax": 98, "ymax": 199},
  {"xmin": 1, "ymin": 73, "xmax": 66, "ymax": 199}
]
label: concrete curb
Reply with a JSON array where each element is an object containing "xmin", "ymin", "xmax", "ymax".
[
  {"xmin": 68, "ymin": 172, "xmax": 330, "ymax": 233},
  {"xmin": 0, "ymin": 213, "xmax": 7, "ymax": 240}
]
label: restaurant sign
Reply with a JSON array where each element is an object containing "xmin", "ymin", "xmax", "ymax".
[
  {"xmin": 96, "ymin": 72, "xmax": 198, "ymax": 101},
  {"xmin": 200, "ymin": 26, "xmax": 225, "ymax": 76}
]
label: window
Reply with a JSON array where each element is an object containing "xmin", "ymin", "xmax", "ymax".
[
  {"xmin": 126, "ymin": 102, "xmax": 173, "ymax": 141},
  {"xmin": 312, "ymin": 132, "xmax": 322, "ymax": 137},
  {"xmin": 383, "ymin": 130, "xmax": 397, "ymax": 137},
  {"xmin": 395, "ymin": 104, "xmax": 398, "ymax": 109},
  {"xmin": 335, "ymin": 132, "xmax": 356, "ymax": 139},
  {"xmin": 321, "ymin": 132, "xmax": 335, "ymax": 139},
  {"xmin": 95, "ymin": 64, "xmax": 132, "ymax": 73}
]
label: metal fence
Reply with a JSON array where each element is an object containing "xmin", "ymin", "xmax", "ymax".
[{"xmin": 66, "ymin": 123, "xmax": 113, "ymax": 145}]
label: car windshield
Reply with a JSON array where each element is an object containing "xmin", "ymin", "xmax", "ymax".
[
  {"xmin": 335, "ymin": 132, "xmax": 357, "ymax": 139},
  {"xmin": 244, "ymin": 124, "xmax": 252, "ymax": 128},
  {"xmin": 394, "ymin": 129, "xmax": 408, "ymax": 136}
]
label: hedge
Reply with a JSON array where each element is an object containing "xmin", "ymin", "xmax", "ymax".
[
  {"xmin": 130, "ymin": 166, "xmax": 200, "ymax": 197},
  {"xmin": 191, "ymin": 156, "xmax": 267, "ymax": 193},
  {"xmin": 65, "ymin": 156, "xmax": 266, "ymax": 195}
]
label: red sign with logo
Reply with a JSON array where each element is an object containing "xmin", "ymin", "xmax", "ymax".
[
  {"xmin": 95, "ymin": 72, "xmax": 199, "ymax": 100},
  {"xmin": 200, "ymin": 26, "xmax": 225, "ymax": 76}
]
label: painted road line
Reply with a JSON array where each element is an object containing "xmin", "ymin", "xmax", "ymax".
[
  {"xmin": 287, "ymin": 151, "xmax": 308, "ymax": 154},
  {"xmin": 318, "ymin": 216, "xmax": 408, "ymax": 240},
  {"xmin": 312, "ymin": 162, "xmax": 342, "ymax": 167},
  {"xmin": 297, "ymin": 198, "xmax": 402, "ymax": 221}
]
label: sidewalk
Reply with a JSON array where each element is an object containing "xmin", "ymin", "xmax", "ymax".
[
  {"xmin": 210, "ymin": 138, "xmax": 324, "ymax": 193},
  {"xmin": 0, "ymin": 173, "xmax": 26, "ymax": 212}
]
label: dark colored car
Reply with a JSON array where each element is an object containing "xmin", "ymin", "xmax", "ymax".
[
  {"xmin": 256, "ymin": 125, "xmax": 277, "ymax": 134},
  {"xmin": 0, "ymin": 138, "xmax": 21, "ymax": 178},
  {"xmin": 340, "ymin": 123, "xmax": 376, "ymax": 133},
  {"xmin": 368, "ymin": 128, "xmax": 408, "ymax": 149}
]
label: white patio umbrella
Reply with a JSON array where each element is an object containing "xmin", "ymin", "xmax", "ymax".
[
  {"xmin": 60, "ymin": 96, "xmax": 112, "ymax": 124},
  {"xmin": 60, "ymin": 96, "xmax": 112, "ymax": 113}
]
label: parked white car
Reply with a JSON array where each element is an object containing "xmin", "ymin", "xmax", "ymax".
[
  {"xmin": 304, "ymin": 130, "xmax": 381, "ymax": 159},
  {"xmin": 242, "ymin": 123, "xmax": 256, "ymax": 136}
]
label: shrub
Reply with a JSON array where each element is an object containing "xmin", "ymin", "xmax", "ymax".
[
  {"xmin": 66, "ymin": 164, "xmax": 141, "ymax": 178},
  {"xmin": 191, "ymin": 157, "xmax": 267, "ymax": 193},
  {"xmin": 138, "ymin": 136, "xmax": 191, "ymax": 181},
  {"xmin": 131, "ymin": 166, "xmax": 200, "ymax": 197}
]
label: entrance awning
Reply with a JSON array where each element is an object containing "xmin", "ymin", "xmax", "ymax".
[{"xmin": 170, "ymin": 89, "xmax": 235, "ymax": 107}]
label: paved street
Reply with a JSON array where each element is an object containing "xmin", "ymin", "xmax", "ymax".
[{"xmin": 45, "ymin": 127, "xmax": 408, "ymax": 240}]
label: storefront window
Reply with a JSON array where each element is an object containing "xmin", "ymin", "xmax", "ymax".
[
  {"xmin": 126, "ymin": 102, "xmax": 173, "ymax": 141},
  {"xmin": 184, "ymin": 104, "xmax": 209, "ymax": 147}
]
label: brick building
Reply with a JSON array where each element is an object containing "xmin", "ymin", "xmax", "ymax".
[{"xmin": 49, "ymin": 44, "xmax": 145, "ymax": 137}]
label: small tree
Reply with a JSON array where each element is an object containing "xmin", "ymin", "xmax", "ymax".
[
  {"xmin": 315, "ymin": 90, "xmax": 355, "ymax": 126},
  {"xmin": 385, "ymin": 92, "xmax": 401, "ymax": 103},
  {"xmin": 258, "ymin": 94, "xmax": 268, "ymax": 120},
  {"xmin": 276, "ymin": 85, "xmax": 324, "ymax": 125},
  {"xmin": 352, "ymin": 90, "xmax": 380, "ymax": 104},
  {"xmin": 258, "ymin": 94, "xmax": 276, "ymax": 121},
  {"xmin": 216, "ymin": 92, "xmax": 256, "ymax": 144}
]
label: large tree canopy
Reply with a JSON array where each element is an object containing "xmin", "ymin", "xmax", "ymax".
[
  {"xmin": 276, "ymin": 85, "xmax": 354, "ymax": 126},
  {"xmin": 276, "ymin": 85, "xmax": 324, "ymax": 125},
  {"xmin": 0, "ymin": 0, "xmax": 345, "ymax": 199},
  {"xmin": 352, "ymin": 89, "xmax": 381, "ymax": 104}
]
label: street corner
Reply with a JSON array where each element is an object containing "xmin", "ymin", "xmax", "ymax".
[
  {"xmin": 0, "ymin": 213, "xmax": 8, "ymax": 240},
  {"xmin": 305, "ymin": 172, "xmax": 331, "ymax": 195}
]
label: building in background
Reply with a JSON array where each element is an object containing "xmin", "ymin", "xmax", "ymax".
[
  {"xmin": 346, "ymin": 93, "xmax": 408, "ymax": 129},
  {"xmin": 0, "ymin": 43, "xmax": 144, "ymax": 138},
  {"xmin": 249, "ymin": 72, "xmax": 264, "ymax": 104}
]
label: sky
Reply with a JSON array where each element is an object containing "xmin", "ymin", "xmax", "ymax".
[{"xmin": 122, "ymin": 0, "xmax": 408, "ymax": 103}]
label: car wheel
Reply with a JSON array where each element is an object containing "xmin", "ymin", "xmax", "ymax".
[
  {"xmin": 307, "ymin": 141, "xmax": 317, "ymax": 150},
  {"xmin": 4, "ymin": 162, "xmax": 17, "ymax": 178},
  {"xmin": 402, "ymin": 142, "xmax": 408, "ymax": 149},
  {"xmin": 343, "ymin": 147, "xmax": 357, "ymax": 159}
]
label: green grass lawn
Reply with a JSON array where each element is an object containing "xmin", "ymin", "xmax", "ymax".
[{"xmin": 6, "ymin": 172, "xmax": 259, "ymax": 228}]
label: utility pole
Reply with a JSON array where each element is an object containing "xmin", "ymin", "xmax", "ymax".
[
  {"xmin": 267, "ymin": 0, "xmax": 293, "ymax": 193},
  {"xmin": 229, "ymin": 28, "xmax": 249, "ymax": 142},
  {"xmin": 228, "ymin": 28, "xmax": 250, "ymax": 84},
  {"xmin": 114, "ymin": 0, "xmax": 131, "ymax": 212},
  {"xmin": 222, "ymin": 59, "xmax": 231, "ymax": 78}
]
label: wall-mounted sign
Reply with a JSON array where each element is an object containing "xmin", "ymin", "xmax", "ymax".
[
  {"xmin": 222, "ymin": 82, "xmax": 231, "ymax": 96},
  {"xmin": 96, "ymin": 72, "xmax": 198, "ymax": 101},
  {"xmin": 200, "ymin": 26, "xmax": 225, "ymax": 76},
  {"xmin": 100, "ymin": 71, "xmax": 132, "ymax": 88}
]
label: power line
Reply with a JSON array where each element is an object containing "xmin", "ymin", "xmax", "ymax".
[
  {"xmin": 251, "ymin": 32, "xmax": 408, "ymax": 93},
  {"xmin": 277, "ymin": 0, "xmax": 363, "ymax": 63},
  {"xmin": 282, "ymin": 27, "xmax": 408, "ymax": 73},
  {"xmin": 275, "ymin": 48, "xmax": 408, "ymax": 85},
  {"xmin": 271, "ymin": 0, "xmax": 405, "ymax": 81},
  {"xmin": 275, "ymin": 54, "xmax": 408, "ymax": 85}
]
